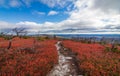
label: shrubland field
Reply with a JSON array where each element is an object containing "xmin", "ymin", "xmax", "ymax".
[{"xmin": 0, "ymin": 36, "xmax": 120, "ymax": 76}]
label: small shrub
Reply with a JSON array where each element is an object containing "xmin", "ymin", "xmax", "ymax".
[
  {"xmin": 36, "ymin": 36, "xmax": 50, "ymax": 41},
  {"xmin": 117, "ymin": 44, "xmax": 120, "ymax": 46},
  {"xmin": 105, "ymin": 46, "xmax": 120, "ymax": 53},
  {"xmin": 37, "ymin": 37, "xmax": 45, "ymax": 41},
  {"xmin": 105, "ymin": 47, "xmax": 111, "ymax": 52},
  {"xmin": 17, "ymin": 47, "xmax": 36, "ymax": 54},
  {"xmin": 22, "ymin": 36, "xmax": 29, "ymax": 39},
  {"xmin": 44, "ymin": 36, "xmax": 49, "ymax": 39},
  {"xmin": 87, "ymin": 41, "xmax": 92, "ymax": 44},
  {"xmin": 111, "ymin": 47, "xmax": 120, "ymax": 53},
  {"xmin": 99, "ymin": 42, "xmax": 106, "ymax": 45}
]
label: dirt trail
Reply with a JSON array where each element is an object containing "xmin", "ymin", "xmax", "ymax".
[{"xmin": 47, "ymin": 41, "xmax": 82, "ymax": 76}]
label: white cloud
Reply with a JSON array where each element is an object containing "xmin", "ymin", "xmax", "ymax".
[
  {"xmin": 33, "ymin": 11, "xmax": 46, "ymax": 15},
  {"xmin": 91, "ymin": 0, "xmax": 120, "ymax": 14},
  {"xmin": 0, "ymin": 0, "xmax": 4, "ymax": 5},
  {"xmin": 63, "ymin": 0, "xmax": 120, "ymax": 32},
  {"xmin": 46, "ymin": 0, "xmax": 120, "ymax": 33},
  {"xmin": 21, "ymin": 0, "xmax": 34, "ymax": 7},
  {"xmin": 0, "ymin": 0, "xmax": 120, "ymax": 34},
  {"xmin": 9, "ymin": 0, "xmax": 21, "ymax": 7},
  {"xmin": 48, "ymin": 11, "xmax": 59, "ymax": 16},
  {"xmin": 39, "ymin": 0, "xmax": 75, "ymax": 8},
  {"xmin": 37, "ymin": 12, "xmax": 45, "ymax": 15},
  {"xmin": 0, "ymin": 21, "xmax": 16, "ymax": 33},
  {"xmin": 0, "ymin": 0, "xmax": 75, "ymax": 9}
]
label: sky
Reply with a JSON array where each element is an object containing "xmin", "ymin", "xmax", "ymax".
[{"xmin": 0, "ymin": 0, "xmax": 120, "ymax": 34}]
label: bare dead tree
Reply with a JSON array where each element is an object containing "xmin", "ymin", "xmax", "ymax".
[
  {"xmin": 1, "ymin": 32, "xmax": 13, "ymax": 49},
  {"xmin": 1, "ymin": 27, "xmax": 27, "ymax": 49},
  {"xmin": 12, "ymin": 27, "xmax": 27, "ymax": 37}
]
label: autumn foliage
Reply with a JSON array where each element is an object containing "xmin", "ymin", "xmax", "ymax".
[
  {"xmin": 0, "ymin": 37, "xmax": 120, "ymax": 76},
  {"xmin": 0, "ymin": 37, "xmax": 58, "ymax": 76},
  {"xmin": 63, "ymin": 40, "xmax": 120, "ymax": 76}
]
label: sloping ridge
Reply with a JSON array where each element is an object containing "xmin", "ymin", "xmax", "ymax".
[{"xmin": 47, "ymin": 41, "xmax": 82, "ymax": 76}]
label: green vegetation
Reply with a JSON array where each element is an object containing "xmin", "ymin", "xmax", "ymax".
[
  {"xmin": 36, "ymin": 36, "xmax": 50, "ymax": 41},
  {"xmin": 105, "ymin": 45, "xmax": 120, "ymax": 53},
  {"xmin": 21, "ymin": 36, "xmax": 30, "ymax": 39}
]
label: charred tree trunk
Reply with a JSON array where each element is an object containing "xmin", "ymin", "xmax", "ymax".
[{"xmin": 7, "ymin": 39, "xmax": 12, "ymax": 49}]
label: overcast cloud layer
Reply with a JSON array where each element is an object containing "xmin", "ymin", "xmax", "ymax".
[{"xmin": 0, "ymin": 0, "xmax": 120, "ymax": 34}]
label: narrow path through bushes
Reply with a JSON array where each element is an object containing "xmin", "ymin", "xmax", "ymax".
[{"xmin": 47, "ymin": 41, "xmax": 82, "ymax": 76}]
